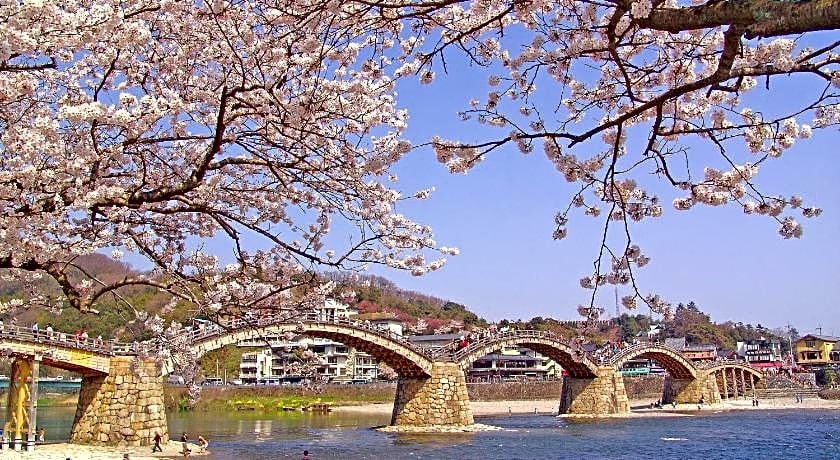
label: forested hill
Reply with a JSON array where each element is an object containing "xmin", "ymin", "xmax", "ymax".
[
  {"xmin": 0, "ymin": 253, "xmax": 183, "ymax": 341},
  {"xmin": 325, "ymin": 272, "xmax": 488, "ymax": 334},
  {"xmin": 1, "ymin": 257, "xmax": 791, "ymax": 352},
  {"xmin": 500, "ymin": 302, "xmax": 795, "ymax": 354},
  {"xmin": 0, "ymin": 258, "xmax": 489, "ymax": 340}
]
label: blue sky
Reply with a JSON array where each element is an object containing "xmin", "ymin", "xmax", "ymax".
[
  {"xmin": 113, "ymin": 33, "xmax": 839, "ymax": 337},
  {"xmin": 368, "ymin": 48, "xmax": 840, "ymax": 336}
]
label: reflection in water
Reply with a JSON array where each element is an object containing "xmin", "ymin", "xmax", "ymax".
[{"xmin": 250, "ymin": 419, "xmax": 273, "ymax": 439}]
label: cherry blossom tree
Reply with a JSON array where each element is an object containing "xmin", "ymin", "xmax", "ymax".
[
  {"xmin": 377, "ymin": 361, "xmax": 398, "ymax": 380},
  {"xmin": 0, "ymin": 0, "xmax": 455, "ymax": 320},
  {"xmin": 409, "ymin": 318, "xmax": 429, "ymax": 334}
]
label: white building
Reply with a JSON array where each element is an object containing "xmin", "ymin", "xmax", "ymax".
[
  {"xmin": 467, "ymin": 345, "xmax": 559, "ymax": 382},
  {"xmin": 238, "ymin": 300, "xmax": 391, "ymax": 384}
]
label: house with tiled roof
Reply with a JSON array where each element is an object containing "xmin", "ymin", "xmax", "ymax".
[{"xmin": 794, "ymin": 334, "xmax": 840, "ymax": 367}]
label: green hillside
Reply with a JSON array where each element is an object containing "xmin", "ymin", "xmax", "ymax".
[{"xmin": 0, "ymin": 257, "xmax": 795, "ymax": 379}]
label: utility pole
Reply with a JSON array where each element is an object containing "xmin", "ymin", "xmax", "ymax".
[
  {"xmin": 614, "ymin": 287, "xmax": 619, "ymax": 319},
  {"xmin": 785, "ymin": 323, "xmax": 795, "ymax": 362}
]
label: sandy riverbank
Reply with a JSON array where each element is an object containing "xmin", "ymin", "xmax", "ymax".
[
  {"xmin": 0, "ymin": 442, "xmax": 205, "ymax": 460},
  {"xmin": 578, "ymin": 396, "xmax": 840, "ymax": 418},
  {"xmin": 333, "ymin": 396, "xmax": 840, "ymax": 417}
]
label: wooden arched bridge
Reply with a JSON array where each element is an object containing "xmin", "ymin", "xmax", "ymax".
[{"xmin": 0, "ymin": 317, "xmax": 763, "ymax": 449}]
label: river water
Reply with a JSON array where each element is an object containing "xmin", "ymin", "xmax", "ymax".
[{"xmin": 38, "ymin": 407, "xmax": 840, "ymax": 459}]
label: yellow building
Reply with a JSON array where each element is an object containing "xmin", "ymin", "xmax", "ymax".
[{"xmin": 794, "ymin": 334, "xmax": 840, "ymax": 366}]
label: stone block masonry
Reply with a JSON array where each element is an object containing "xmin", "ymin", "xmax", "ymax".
[
  {"xmin": 559, "ymin": 367, "xmax": 630, "ymax": 415},
  {"xmin": 662, "ymin": 370, "xmax": 722, "ymax": 405},
  {"xmin": 392, "ymin": 362, "xmax": 474, "ymax": 426},
  {"xmin": 70, "ymin": 357, "xmax": 168, "ymax": 446}
]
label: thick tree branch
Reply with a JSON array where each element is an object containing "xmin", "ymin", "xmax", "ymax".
[{"xmin": 636, "ymin": 0, "xmax": 840, "ymax": 39}]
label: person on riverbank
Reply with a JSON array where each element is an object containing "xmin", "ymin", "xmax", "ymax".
[
  {"xmin": 302, "ymin": 449, "xmax": 311, "ymax": 460},
  {"xmin": 181, "ymin": 432, "xmax": 191, "ymax": 456},
  {"xmin": 197, "ymin": 435, "xmax": 208, "ymax": 453},
  {"xmin": 152, "ymin": 432, "xmax": 163, "ymax": 452}
]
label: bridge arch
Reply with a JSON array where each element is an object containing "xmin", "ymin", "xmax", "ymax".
[
  {"xmin": 702, "ymin": 362, "xmax": 763, "ymax": 380},
  {"xmin": 610, "ymin": 344, "xmax": 697, "ymax": 379},
  {"xmin": 188, "ymin": 321, "xmax": 435, "ymax": 378},
  {"xmin": 452, "ymin": 333, "xmax": 599, "ymax": 378}
]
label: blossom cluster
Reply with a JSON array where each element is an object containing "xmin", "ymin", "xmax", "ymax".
[
  {"xmin": 410, "ymin": 0, "xmax": 835, "ymax": 317},
  {"xmin": 0, "ymin": 0, "xmax": 466, "ymax": 327}
]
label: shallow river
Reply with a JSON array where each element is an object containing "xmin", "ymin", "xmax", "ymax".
[{"xmin": 38, "ymin": 406, "xmax": 840, "ymax": 459}]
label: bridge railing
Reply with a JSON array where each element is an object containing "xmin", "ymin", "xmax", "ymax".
[
  {"xmin": 185, "ymin": 311, "xmax": 434, "ymax": 358},
  {"xmin": 0, "ymin": 324, "xmax": 114, "ymax": 354},
  {"xmin": 695, "ymin": 359, "xmax": 753, "ymax": 370},
  {"xmin": 448, "ymin": 329, "xmax": 588, "ymax": 363},
  {"xmin": 425, "ymin": 340, "xmax": 461, "ymax": 361},
  {"xmin": 606, "ymin": 341, "xmax": 688, "ymax": 367},
  {"xmin": 1, "ymin": 319, "xmax": 756, "ymax": 375}
]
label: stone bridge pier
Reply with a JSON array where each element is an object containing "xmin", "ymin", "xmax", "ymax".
[
  {"xmin": 391, "ymin": 362, "xmax": 473, "ymax": 426},
  {"xmin": 559, "ymin": 367, "xmax": 630, "ymax": 415},
  {"xmin": 70, "ymin": 357, "xmax": 168, "ymax": 446},
  {"xmin": 662, "ymin": 370, "xmax": 721, "ymax": 405}
]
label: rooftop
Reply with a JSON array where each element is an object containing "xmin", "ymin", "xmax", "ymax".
[{"xmin": 798, "ymin": 334, "xmax": 840, "ymax": 343}]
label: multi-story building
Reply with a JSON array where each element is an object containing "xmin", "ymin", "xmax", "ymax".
[
  {"xmin": 794, "ymin": 334, "xmax": 840, "ymax": 368},
  {"xmin": 238, "ymin": 300, "xmax": 380, "ymax": 384},
  {"xmin": 407, "ymin": 334, "xmax": 559, "ymax": 381},
  {"xmin": 466, "ymin": 346, "xmax": 557, "ymax": 382},
  {"xmin": 736, "ymin": 338, "xmax": 784, "ymax": 370}
]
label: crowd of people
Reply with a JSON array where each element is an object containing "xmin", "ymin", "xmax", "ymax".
[{"xmin": 0, "ymin": 320, "xmax": 106, "ymax": 349}]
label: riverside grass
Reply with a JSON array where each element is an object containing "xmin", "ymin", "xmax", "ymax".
[
  {"xmin": 224, "ymin": 395, "xmax": 337, "ymax": 411},
  {"xmin": 169, "ymin": 385, "xmax": 396, "ymax": 412}
]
